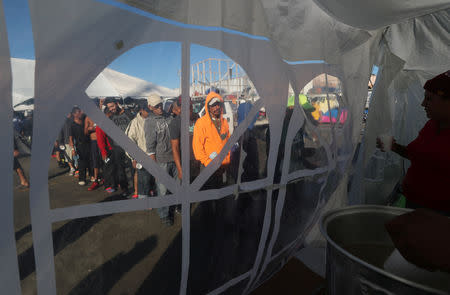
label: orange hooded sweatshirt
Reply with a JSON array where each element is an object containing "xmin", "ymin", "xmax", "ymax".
[{"xmin": 192, "ymin": 92, "xmax": 231, "ymax": 167}]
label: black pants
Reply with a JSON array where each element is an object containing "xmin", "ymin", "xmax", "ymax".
[
  {"xmin": 103, "ymin": 146, "xmax": 128, "ymax": 190},
  {"xmin": 137, "ymin": 168, "xmax": 153, "ymax": 196},
  {"xmin": 76, "ymin": 144, "xmax": 90, "ymax": 182}
]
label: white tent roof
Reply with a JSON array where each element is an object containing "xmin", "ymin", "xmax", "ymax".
[
  {"xmin": 98, "ymin": 67, "xmax": 179, "ymax": 98},
  {"xmin": 11, "ymin": 58, "xmax": 178, "ymax": 107},
  {"xmin": 1, "ymin": 1, "xmax": 449, "ymax": 294},
  {"xmin": 11, "ymin": 58, "xmax": 34, "ymax": 106}
]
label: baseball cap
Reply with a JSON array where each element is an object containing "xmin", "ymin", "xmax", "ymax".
[
  {"xmin": 209, "ymin": 97, "xmax": 221, "ymax": 106},
  {"xmin": 147, "ymin": 94, "xmax": 163, "ymax": 107}
]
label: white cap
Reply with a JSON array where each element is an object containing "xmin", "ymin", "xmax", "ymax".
[
  {"xmin": 208, "ymin": 97, "xmax": 221, "ymax": 106},
  {"xmin": 147, "ymin": 94, "xmax": 163, "ymax": 107}
]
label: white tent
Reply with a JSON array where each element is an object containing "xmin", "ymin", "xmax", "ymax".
[
  {"xmin": 11, "ymin": 58, "xmax": 178, "ymax": 108},
  {"xmin": 0, "ymin": 1, "xmax": 449, "ymax": 295},
  {"xmin": 98, "ymin": 67, "xmax": 179, "ymax": 98}
]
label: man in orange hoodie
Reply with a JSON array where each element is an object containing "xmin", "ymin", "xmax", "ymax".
[{"xmin": 193, "ymin": 92, "xmax": 230, "ymax": 187}]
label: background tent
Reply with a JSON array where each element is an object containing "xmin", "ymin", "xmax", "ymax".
[
  {"xmin": 0, "ymin": 1, "xmax": 449, "ymax": 295},
  {"xmin": 11, "ymin": 58, "xmax": 178, "ymax": 108}
]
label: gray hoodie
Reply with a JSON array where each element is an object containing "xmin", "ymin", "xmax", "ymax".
[{"xmin": 144, "ymin": 112, "xmax": 173, "ymax": 163}]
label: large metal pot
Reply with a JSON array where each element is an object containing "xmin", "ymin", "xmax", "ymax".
[{"xmin": 320, "ymin": 205, "xmax": 449, "ymax": 295}]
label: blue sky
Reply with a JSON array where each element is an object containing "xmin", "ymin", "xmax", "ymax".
[{"xmin": 3, "ymin": 0, "xmax": 378, "ymax": 89}]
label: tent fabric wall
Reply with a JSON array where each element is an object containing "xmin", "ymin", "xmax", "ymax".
[
  {"xmin": 0, "ymin": 0, "xmax": 449, "ymax": 294},
  {"xmin": 314, "ymin": 0, "xmax": 450, "ymax": 30},
  {"xmin": 0, "ymin": 1, "xmax": 22, "ymax": 294}
]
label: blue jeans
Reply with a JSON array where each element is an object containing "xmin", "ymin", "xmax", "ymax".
[
  {"xmin": 137, "ymin": 168, "xmax": 152, "ymax": 198},
  {"xmin": 156, "ymin": 161, "xmax": 178, "ymax": 220}
]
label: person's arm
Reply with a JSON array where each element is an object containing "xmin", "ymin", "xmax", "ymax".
[
  {"xmin": 124, "ymin": 119, "xmax": 136, "ymax": 160},
  {"xmin": 171, "ymin": 138, "xmax": 182, "ymax": 179},
  {"xmin": 84, "ymin": 117, "xmax": 96, "ymax": 135},
  {"xmin": 84, "ymin": 117, "xmax": 90, "ymax": 135},
  {"xmin": 376, "ymin": 137, "xmax": 409, "ymax": 160},
  {"xmin": 391, "ymin": 140, "xmax": 409, "ymax": 160},
  {"xmin": 69, "ymin": 135, "xmax": 75, "ymax": 156},
  {"xmin": 386, "ymin": 209, "xmax": 450, "ymax": 272},
  {"xmin": 144, "ymin": 119, "xmax": 157, "ymax": 162},
  {"xmin": 192, "ymin": 122, "xmax": 211, "ymax": 166},
  {"xmin": 58, "ymin": 128, "xmax": 64, "ymax": 145},
  {"xmin": 125, "ymin": 119, "xmax": 137, "ymax": 142},
  {"xmin": 96, "ymin": 127, "xmax": 108, "ymax": 160}
]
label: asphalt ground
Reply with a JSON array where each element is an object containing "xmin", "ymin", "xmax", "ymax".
[
  {"xmin": 12, "ymin": 123, "xmax": 339, "ymax": 295},
  {"xmin": 14, "ymin": 156, "xmax": 266, "ymax": 295}
]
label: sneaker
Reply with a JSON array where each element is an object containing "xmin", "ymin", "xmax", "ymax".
[
  {"xmin": 105, "ymin": 187, "xmax": 116, "ymax": 193},
  {"xmin": 69, "ymin": 168, "xmax": 75, "ymax": 176},
  {"xmin": 88, "ymin": 181, "xmax": 100, "ymax": 191},
  {"xmin": 74, "ymin": 170, "xmax": 79, "ymax": 178},
  {"xmin": 132, "ymin": 194, "xmax": 139, "ymax": 199},
  {"xmin": 78, "ymin": 181, "xmax": 86, "ymax": 186}
]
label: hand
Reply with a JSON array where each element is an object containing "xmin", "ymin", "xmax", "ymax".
[
  {"xmin": 376, "ymin": 137, "xmax": 384, "ymax": 150},
  {"xmin": 385, "ymin": 209, "xmax": 450, "ymax": 272},
  {"xmin": 72, "ymin": 149, "xmax": 76, "ymax": 155},
  {"xmin": 13, "ymin": 150, "xmax": 19, "ymax": 157},
  {"xmin": 102, "ymin": 154, "xmax": 107, "ymax": 161},
  {"xmin": 132, "ymin": 160, "xmax": 137, "ymax": 169},
  {"xmin": 177, "ymin": 170, "xmax": 182, "ymax": 180},
  {"xmin": 390, "ymin": 138, "xmax": 398, "ymax": 153},
  {"xmin": 376, "ymin": 137, "xmax": 396, "ymax": 152}
]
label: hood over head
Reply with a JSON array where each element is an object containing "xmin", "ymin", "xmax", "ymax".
[{"xmin": 205, "ymin": 91, "xmax": 224, "ymax": 119}]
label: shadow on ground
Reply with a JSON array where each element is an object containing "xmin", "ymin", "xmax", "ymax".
[{"xmin": 17, "ymin": 194, "xmax": 123, "ymax": 280}]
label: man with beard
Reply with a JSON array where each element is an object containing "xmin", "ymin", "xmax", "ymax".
[
  {"xmin": 101, "ymin": 98, "xmax": 133, "ymax": 196},
  {"xmin": 192, "ymin": 92, "xmax": 230, "ymax": 188}
]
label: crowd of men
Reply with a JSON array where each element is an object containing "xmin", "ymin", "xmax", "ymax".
[{"xmin": 55, "ymin": 91, "xmax": 232, "ymax": 226}]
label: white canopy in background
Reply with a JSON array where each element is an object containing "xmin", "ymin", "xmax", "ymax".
[
  {"xmin": 0, "ymin": 0, "xmax": 449, "ymax": 295},
  {"xmin": 11, "ymin": 58, "xmax": 178, "ymax": 107},
  {"xmin": 98, "ymin": 67, "xmax": 179, "ymax": 98}
]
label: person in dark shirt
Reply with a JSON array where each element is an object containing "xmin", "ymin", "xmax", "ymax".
[
  {"xmin": 70, "ymin": 107, "xmax": 90, "ymax": 186},
  {"xmin": 104, "ymin": 98, "xmax": 132, "ymax": 196},
  {"xmin": 106, "ymin": 98, "xmax": 134, "ymax": 132},
  {"xmin": 57, "ymin": 113, "xmax": 76, "ymax": 174},
  {"xmin": 377, "ymin": 71, "xmax": 450, "ymax": 213},
  {"xmin": 168, "ymin": 96, "xmax": 199, "ymax": 182}
]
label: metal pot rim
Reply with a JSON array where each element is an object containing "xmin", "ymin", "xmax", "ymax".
[{"xmin": 319, "ymin": 205, "xmax": 448, "ymax": 295}]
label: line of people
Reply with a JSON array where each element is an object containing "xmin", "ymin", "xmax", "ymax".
[{"xmin": 55, "ymin": 92, "xmax": 232, "ymax": 225}]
